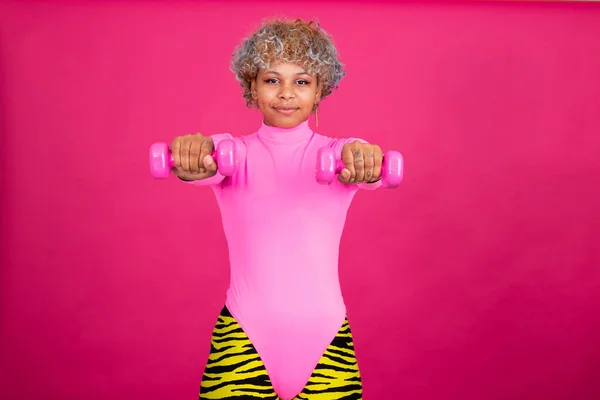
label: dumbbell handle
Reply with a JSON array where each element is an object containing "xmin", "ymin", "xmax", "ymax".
[{"xmin": 165, "ymin": 150, "xmax": 219, "ymax": 168}]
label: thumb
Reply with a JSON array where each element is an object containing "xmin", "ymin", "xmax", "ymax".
[
  {"xmin": 338, "ymin": 168, "xmax": 351, "ymax": 183},
  {"xmin": 203, "ymin": 154, "xmax": 217, "ymax": 174}
]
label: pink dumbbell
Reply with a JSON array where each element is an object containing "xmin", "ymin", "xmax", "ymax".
[
  {"xmin": 316, "ymin": 147, "xmax": 404, "ymax": 188},
  {"xmin": 149, "ymin": 139, "xmax": 238, "ymax": 179}
]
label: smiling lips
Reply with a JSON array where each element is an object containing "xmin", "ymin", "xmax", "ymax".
[{"xmin": 273, "ymin": 106, "xmax": 298, "ymax": 115}]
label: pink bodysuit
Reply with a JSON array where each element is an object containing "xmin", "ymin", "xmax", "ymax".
[{"xmin": 190, "ymin": 120, "xmax": 381, "ymax": 399}]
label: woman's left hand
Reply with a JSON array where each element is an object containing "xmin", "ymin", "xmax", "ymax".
[{"xmin": 339, "ymin": 140, "xmax": 383, "ymax": 184}]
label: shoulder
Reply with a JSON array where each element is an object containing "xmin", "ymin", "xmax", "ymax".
[
  {"xmin": 312, "ymin": 132, "xmax": 369, "ymax": 154},
  {"xmin": 209, "ymin": 131, "xmax": 258, "ymax": 151}
]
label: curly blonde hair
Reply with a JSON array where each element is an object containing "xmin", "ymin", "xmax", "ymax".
[{"xmin": 230, "ymin": 18, "xmax": 346, "ymax": 110}]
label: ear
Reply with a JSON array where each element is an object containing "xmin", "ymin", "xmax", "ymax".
[{"xmin": 250, "ymin": 79, "xmax": 258, "ymax": 99}]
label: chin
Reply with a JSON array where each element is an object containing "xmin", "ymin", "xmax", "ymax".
[
  {"xmin": 267, "ymin": 114, "xmax": 308, "ymax": 129},
  {"xmin": 276, "ymin": 120, "xmax": 301, "ymax": 128}
]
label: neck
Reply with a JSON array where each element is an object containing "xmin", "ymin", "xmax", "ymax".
[{"xmin": 257, "ymin": 119, "xmax": 313, "ymax": 144}]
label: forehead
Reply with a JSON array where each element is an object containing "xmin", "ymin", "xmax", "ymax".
[{"xmin": 260, "ymin": 61, "xmax": 313, "ymax": 76}]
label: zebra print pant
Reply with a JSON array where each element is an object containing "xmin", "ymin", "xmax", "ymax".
[{"xmin": 199, "ymin": 306, "xmax": 362, "ymax": 399}]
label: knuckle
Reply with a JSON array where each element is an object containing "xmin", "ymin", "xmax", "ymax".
[{"xmin": 201, "ymin": 141, "xmax": 212, "ymax": 154}]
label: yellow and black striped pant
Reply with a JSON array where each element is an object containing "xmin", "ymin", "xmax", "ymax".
[{"xmin": 199, "ymin": 306, "xmax": 362, "ymax": 399}]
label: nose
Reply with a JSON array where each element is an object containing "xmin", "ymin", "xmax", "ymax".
[{"xmin": 278, "ymin": 82, "xmax": 295, "ymax": 100}]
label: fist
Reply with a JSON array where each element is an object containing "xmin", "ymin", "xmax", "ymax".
[
  {"xmin": 339, "ymin": 140, "xmax": 383, "ymax": 184},
  {"xmin": 170, "ymin": 133, "xmax": 217, "ymax": 181}
]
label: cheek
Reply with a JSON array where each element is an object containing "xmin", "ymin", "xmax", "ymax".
[
  {"xmin": 301, "ymin": 93, "xmax": 317, "ymax": 110},
  {"xmin": 255, "ymin": 94, "xmax": 268, "ymax": 109},
  {"xmin": 257, "ymin": 90, "xmax": 275, "ymax": 106}
]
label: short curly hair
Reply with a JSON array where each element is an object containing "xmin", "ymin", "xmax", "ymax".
[{"xmin": 230, "ymin": 18, "xmax": 346, "ymax": 110}]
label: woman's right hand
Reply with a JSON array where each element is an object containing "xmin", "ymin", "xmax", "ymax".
[{"xmin": 170, "ymin": 133, "xmax": 217, "ymax": 181}]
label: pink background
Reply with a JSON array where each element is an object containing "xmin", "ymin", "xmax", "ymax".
[{"xmin": 1, "ymin": 0, "xmax": 599, "ymax": 399}]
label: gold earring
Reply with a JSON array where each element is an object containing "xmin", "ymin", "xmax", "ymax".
[{"xmin": 315, "ymin": 108, "xmax": 319, "ymax": 127}]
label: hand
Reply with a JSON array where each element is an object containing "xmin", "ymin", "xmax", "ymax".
[
  {"xmin": 339, "ymin": 140, "xmax": 383, "ymax": 184},
  {"xmin": 170, "ymin": 133, "xmax": 217, "ymax": 181}
]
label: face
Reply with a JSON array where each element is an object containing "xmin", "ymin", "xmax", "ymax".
[{"xmin": 251, "ymin": 62, "xmax": 321, "ymax": 128}]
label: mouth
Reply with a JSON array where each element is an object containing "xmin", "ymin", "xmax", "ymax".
[{"xmin": 273, "ymin": 106, "xmax": 299, "ymax": 116}]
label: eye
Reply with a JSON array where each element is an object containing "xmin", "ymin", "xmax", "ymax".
[
  {"xmin": 264, "ymin": 78, "xmax": 279, "ymax": 84},
  {"xmin": 297, "ymin": 79, "xmax": 310, "ymax": 85}
]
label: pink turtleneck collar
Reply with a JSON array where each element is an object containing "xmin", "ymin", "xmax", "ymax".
[{"xmin": 257, "ymin": 119, "xmax": 314, "ymax": 144}]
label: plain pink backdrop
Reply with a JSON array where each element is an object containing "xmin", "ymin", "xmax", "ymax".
[{"xmin": 1, "ymin": 0, "xmax": 599, "ymax": 399}]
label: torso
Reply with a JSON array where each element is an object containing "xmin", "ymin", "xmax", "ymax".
[{"xmin": 210, "ymin": 121, "xmax": 362, "ymax": 398}]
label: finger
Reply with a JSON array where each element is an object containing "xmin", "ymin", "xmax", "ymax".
[
  {"xmin": 339, "ymin": 144, "xmax": 355, "ymax": 184},
  {"xmin": 363, "ymin": 145, "xmax": 375, "ymax": 183},
  {"xmin": 200, "ymin": 138, "xmax": 216, "ymax": 175},
  {"xmin": 352, "ymin": 145, "xmax": 365, "ymax": 183},
  {"xmin": 372, "ymin": 146, "xmax": 383, "ymax": 182},
  {"xmin": 180, "ymin": 135, "xmax": 191, "ymax": 172},
  {"xmin": 171, "ymin": 138, "xmax": 181, "ymax": 169},
  {"xmin": 189, "ymin": 137, "xmax": 202, "ymax": 174}
]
